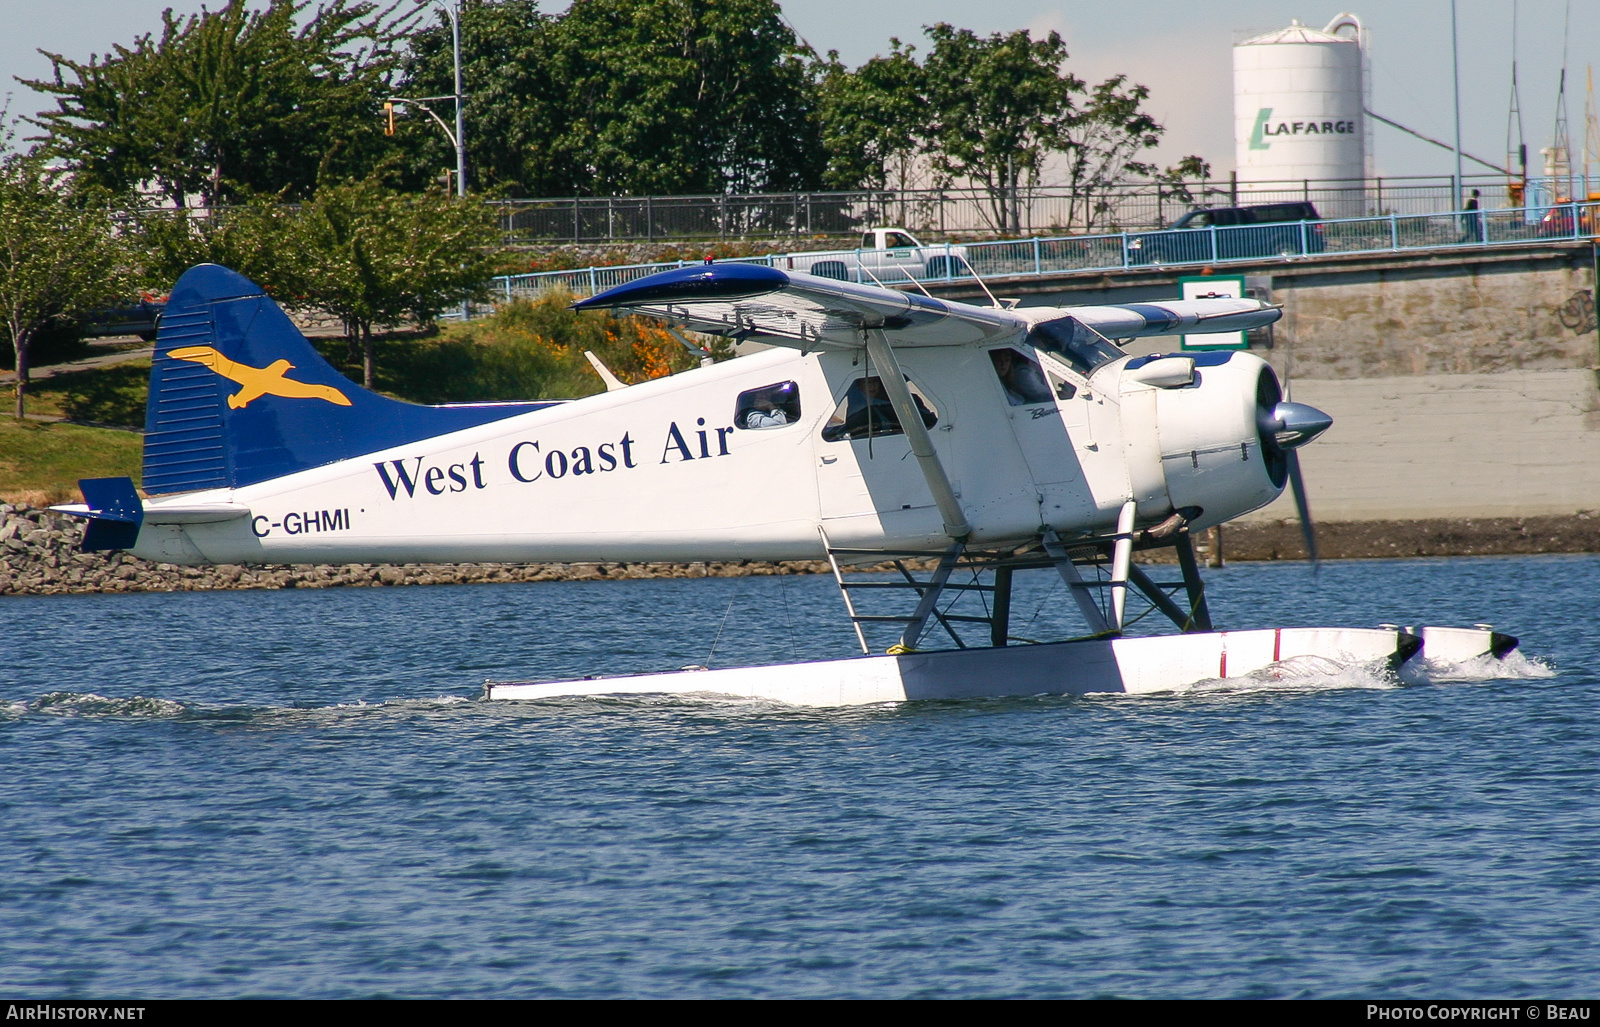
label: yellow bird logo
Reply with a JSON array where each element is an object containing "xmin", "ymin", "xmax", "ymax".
[{"xmin": 168, "ymin": 346, "xmax": 352, "ymax": 409}]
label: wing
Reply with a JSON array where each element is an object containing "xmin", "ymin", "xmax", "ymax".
[
  {"xmin": 1064, "ymin": 299, "xmax": 1281, "ymax": 338},
  {"xmin": 570, "ymin": 263, "xmax": 1025, "ymax": 350}
]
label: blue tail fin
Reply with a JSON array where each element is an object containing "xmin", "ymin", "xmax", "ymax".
[{"xmin": 143, "ymin": 264, "xmax": 550, "ymax": 495}]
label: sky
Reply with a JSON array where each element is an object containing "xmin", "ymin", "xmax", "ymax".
[{"xmin": 3, "ymin": 0, "xmax": 1597, "ymax": 185}]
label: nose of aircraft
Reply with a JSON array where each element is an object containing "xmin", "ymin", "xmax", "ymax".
[{"xmin": 1259, "ymin": 401, "xmax": 1333, "ymax": 449}]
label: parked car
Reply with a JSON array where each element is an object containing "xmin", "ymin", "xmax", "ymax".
[
  {"xmin": 1126, "ymin": 201, "xmax": 1327, "ymax": 265},
  {"xmin": 774, "ymin": 227, "xmax": 970, "ymax": 283},
  {"xmin": 82, "ymin": 299, "xmax": 165, "ymax": 342}
]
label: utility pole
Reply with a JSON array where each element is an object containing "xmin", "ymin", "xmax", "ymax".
[{"xmin": 1450, "ymin": 0, "xmax": 1464, "ymax": 210}]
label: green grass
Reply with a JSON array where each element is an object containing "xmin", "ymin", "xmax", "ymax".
[
  {"xmin": 0, "ymin": 418, "xmax": 143, "ymax": 506},
  {"xmin": 27, "ymin": 360, "xmax": 152, "ymax": 426}
]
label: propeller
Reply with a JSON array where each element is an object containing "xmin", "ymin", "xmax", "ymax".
[{"xmin": 1256, "ymin": 373, "xmax": 1333, "ymax": 570}]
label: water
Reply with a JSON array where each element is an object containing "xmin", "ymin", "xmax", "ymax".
[{"xmin": 2, "ymin": 555, "xmax": 1596, "ymax": 998}]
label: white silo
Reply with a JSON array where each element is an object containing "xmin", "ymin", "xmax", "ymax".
[{"xmin": 1234, "ymin": 14, "xmax": 1367, "ymax": 214}]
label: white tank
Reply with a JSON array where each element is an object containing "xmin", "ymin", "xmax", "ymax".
[{"xmin": 1234, "ymin": 14, "xmax": 1367, "ymax": 210}]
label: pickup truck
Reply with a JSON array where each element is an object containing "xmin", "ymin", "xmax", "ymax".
[{"xmin": 772, "ymin": 228, "xmax": 969, "ymax": 283}]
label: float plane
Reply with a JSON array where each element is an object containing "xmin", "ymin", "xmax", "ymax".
[{"xmin": 55, "ymin": 262, "xmax": 1520, "ymax": 705}]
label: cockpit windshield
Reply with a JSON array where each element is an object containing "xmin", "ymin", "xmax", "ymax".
[{"xmin": 1025, "ymin": 317, "xmax": 1126, "ymax": 375}]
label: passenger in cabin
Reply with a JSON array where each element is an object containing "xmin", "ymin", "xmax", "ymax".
[
  {"xmin": 989, "ymin": 348, "xmax": 1053, "ymax": 405},
  {"xmin": 735, "ymin": 381, "xmax": 801, "ymax": 429},
  {"xmin": 822, "ymin": 375, "xmax": 936, "ymax": 441},
  {"xmin": 741, "ymin": 388, "xmax": 792, "ymax": 428}
]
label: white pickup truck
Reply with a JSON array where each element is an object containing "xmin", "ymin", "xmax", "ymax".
[{"xmin": 772, "ymin": 228, "xmax": 969, "ymax": 284}]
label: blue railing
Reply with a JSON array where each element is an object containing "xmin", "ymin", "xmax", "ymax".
[{"xmin": 491, "ymin": 202, "xmax": 1600, "ymax": 303}]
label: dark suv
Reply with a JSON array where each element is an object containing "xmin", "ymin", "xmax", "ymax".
[{"xmin": 1127, "ymin": 201, "xmax": 1326, "ymax": 265}]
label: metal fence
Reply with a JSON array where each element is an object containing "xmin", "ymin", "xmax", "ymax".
[
  {"xmin": 489, "ymin": 201, "xmax": 1600, "ymax": 304},
  {"xmin": 492, "ymin": 174, "xmax": 1516, "ymax": 244}
]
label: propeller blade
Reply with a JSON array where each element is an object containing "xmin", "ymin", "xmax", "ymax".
[{"xmin": 1285, "ymin": 449, "xmax": 1319, "ymax": 570}]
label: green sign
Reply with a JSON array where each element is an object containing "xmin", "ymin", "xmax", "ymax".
[{"xmin": 1178, "ymin": 275, "xmax": 1249, "ymax": 350}]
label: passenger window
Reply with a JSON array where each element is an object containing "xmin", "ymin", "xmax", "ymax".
[
  {"xmin": 735, "ymin": 381, "xmax": 801, "ymax": 430},
  {"xmin": 1188, "ymin": 212, "xmax": 1211, "ymax": 227},
  {"xmin": 885, "ymin": 232, "xmax": 916, "ymax": 248},
  {"xmin": 988, "ymin": 348, "xmax": 1054, "ymax": 405},
  {"xmin": 821, "ymin": 375, "xmax": 939, "ymax": 442},
  {"xmin": 862, "ymin": 232, "xmax": 876, "ymax": 248}
]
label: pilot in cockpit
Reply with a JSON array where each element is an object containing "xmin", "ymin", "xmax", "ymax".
[{"xmin": 989, "ymin": 347, "xmax": 1054, "ymax": 406}]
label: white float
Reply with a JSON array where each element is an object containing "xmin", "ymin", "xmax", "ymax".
[{"xmin": 485, "ymin": 625, "xmax": 1518, "ymax": 707}]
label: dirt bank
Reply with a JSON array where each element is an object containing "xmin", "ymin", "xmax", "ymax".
[{"xmin": 2, "ymin": 505, "xmax": 1595, "ymax": 598}]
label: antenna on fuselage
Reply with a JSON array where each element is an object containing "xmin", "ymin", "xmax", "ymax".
[{"xmin": 582, "ymin": 350, "xmax": 628, "ymax": 391}]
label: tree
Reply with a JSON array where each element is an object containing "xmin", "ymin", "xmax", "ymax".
[
  {"xmin": 284, "ymin": 174, "xmax": 503, "ymax": 389},
  {"xmin": 397, "ymin": 0, "xmax": 564, "ymax": 196},
  {"xmin": 1058, "ymin": 75, "xmax": 1209, "ymax": 231},
  {"xmin": 543, "ymin": 0, "xmax": 825, "ymax": 196},
  {"xmin": 921, "ymin": 24, "xmax": 1083, "ymax": 233},
  {"xmin": 24, "ymin": 0, "xmax": 408, "ymax": 207},
  {"xmin": 0, "ymin": 155, "xmax": 131, "ymax": 418},
  {"xmin": 816, "ymin": 40, "xmax": 924, "ymax": 192},
  {"xmin": 133, "ymin": 198, "xmax": 303, "ymax": 298}
]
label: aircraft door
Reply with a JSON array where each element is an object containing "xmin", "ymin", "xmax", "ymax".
[
  {"xmin": 990, "ymin": 347, "xmax": 1099, "ymax": 524},
  {"xmin": 813, "ymin": 368, "xmax": 947, "ymax": 541}
]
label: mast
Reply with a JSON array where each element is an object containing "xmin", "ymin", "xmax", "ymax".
[
  {"xmin": 1550, "ymin": 0, "xmax": 1573, "ymax": 202},
  {"xmin": 1506, "ymin": 0, "xmax": 1527, "ymax": 204}
]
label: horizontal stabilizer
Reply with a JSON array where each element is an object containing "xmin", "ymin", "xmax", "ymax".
[
  {"xmin": 55, "ymin": 477, "xmax": 143, "ymax": 552},
  {"xmin": 572, "ymin": 263, "xmax": 1025, "ymax": 349}
]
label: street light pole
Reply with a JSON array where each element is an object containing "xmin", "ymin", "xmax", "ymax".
[
  {"xmin": 444, "ymin": 0, "xmax": 466, "ymax": 197},
  {"xmin": 1450, "ymin": 0, "xmax": 1464, "ymax": 209}
]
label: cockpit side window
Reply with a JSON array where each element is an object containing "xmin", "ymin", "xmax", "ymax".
[
  {"xmin": 1026, "ymin": 317, "xmax": 1126, "ymax": 376},
  {"xmin": 735, "ymin": 381, "xmax": 801, "ymax": 430},
  {"xmin": 988, "ymin": 348, "xmax": 1054, "ymax": 405},
  {"xmin": 821, "ymin": 375, "xmax": 939, "ymax": 442}
]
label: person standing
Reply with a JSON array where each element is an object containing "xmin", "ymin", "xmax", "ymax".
[{"xmin": 1461, "ymin": 188, "xmax": 1483, "ymax": 242}]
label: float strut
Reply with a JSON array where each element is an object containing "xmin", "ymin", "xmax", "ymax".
[
  {"xmin": 1173, "ymin": 528, "xmax": 1213, "ymax": 632},
  {"xmin": 1042, "ymin": 529, "xmax": 1114, "ymax": 636},
  {"xmin": 990, "ymin": 566, "xmax": 1013, "ymax": 646}
]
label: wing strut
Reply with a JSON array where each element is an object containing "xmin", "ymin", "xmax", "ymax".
[{"xmin": 862, "ymin": 329, "xmax": 970, "ymax": 541}]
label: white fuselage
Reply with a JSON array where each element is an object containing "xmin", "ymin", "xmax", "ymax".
[{"xmin": 131, "ymin": 338, "xmax": 1284, "ymax": 567}]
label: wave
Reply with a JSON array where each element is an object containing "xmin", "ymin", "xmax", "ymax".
[
  {"xmin": 1153, "ymin": 645, "xmax": 1555, "ymax": 700},
  {"xmin": 1400, "ymin": 648, "xmax": 1556, "ymax": 684},
  {"xmin": 1165, "ymin": 654, "xmax": 1402, "ymax": 697},
  {"xmin": 0, "ymin": 690, "xmax": 477, "ymax": 724}
]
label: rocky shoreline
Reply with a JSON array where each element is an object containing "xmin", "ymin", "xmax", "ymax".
[{"xmin": 2, "ymin": 504, "xmax": 1596, "ymax": 597}]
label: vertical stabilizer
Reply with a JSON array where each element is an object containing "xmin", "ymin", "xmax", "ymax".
[{"xmin": 142, "ymin": 264, "xmax": 552, "ymax": 495}]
